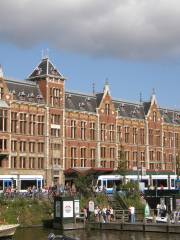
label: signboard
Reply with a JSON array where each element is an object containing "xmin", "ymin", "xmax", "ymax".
[
  {"xmin": 55, "ymin": 201, "xmax": 61, "ymax": 218},
  {"xmin": 89, "ymin": 200, "xmax": 95, "ymax": 212},
  {"xmin": 63, "ymin": 201, "xmax": 73, "ymax": 218},
  {"xmin": 74, "ymin": 200, "xmax": 80, "ymax": 217}
]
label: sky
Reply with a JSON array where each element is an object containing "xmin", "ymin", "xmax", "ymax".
[{"xmin": 1, "ymin": 0, "xmax": 180, "ymax": 109}]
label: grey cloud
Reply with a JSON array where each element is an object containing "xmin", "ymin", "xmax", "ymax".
[{"xmin": 1, "ymin": 0, "xmax": 180, "ymax": 60}]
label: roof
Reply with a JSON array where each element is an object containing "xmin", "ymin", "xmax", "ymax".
[
  {"xmin": 113, "ymin": 100, "xmax": 145, "ymax": 120},
  {"xmin": 5, "ymin": 79, "xmax": 45, "ymax": 104},
  {"xmin": 28, "ymin": 58, "xmax": 64, "ymax": 80},
  {"xmin": 65, "ymin": 91, "xmax": 97, "ymax": 113}
]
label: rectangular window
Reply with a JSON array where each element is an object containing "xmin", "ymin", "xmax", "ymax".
[
  {"xmin": 80, "ymin": 148, "xmax": 87, "ymax": 167},
  {"xmin": 38, "ymin": 157, "xmax": 44, "ymax": 169},
  {"xmin": 11, "ymin": 157, "xmax": 17, "ymax": 168},
  {"xmin": 175, "ymin": 133, "xmax": 179, "ymax": 148},
  {"xmin": 157, "ymin": 151, "xmax": 161, "ymax": 161},
  {"xmin": 70, "ymin": 120, "xmax": 76, "ymax": 139},
  {"xmin": 110, "ymin": 148, "xmax": 115, "ymax": 159},
  {"xmin": 0, "ymin": 139, "xmax": 7, "ymax": 151},
  {"xmin": 0, "ymin": 109, "xmax": 7, "ymax": 132},
  {"xmin": 149, "ymin": 129, "xmax": 153, "ymax": 145},
  {"xmin": 101, "ymin": 147, "xmax": 106, "ymax": 158},
  {"xmin": 0, "ymin": 88, "xmax": 4, "ymax": 99},
  {"xmin": 105, "ymin": 104, "xmax": 110, "ymax": 115},
  {"xmin": 109, "ymin": 125, "xmax": 115, "ymax": 142},
  {"xmin": 11, "ymin": 140, "xmax": 17, "ymax": 152},
  {"xmin": 80, "ymin": 121, "xmax": 86, "ymax": 140},
  {"xmin": 20, "ymin": 157, "xmax": 26, "ymax": 168},
  {"xmin": 19, "ymin": 113, "xmax": 27, "ymax": 134},
  {"xmin": 110, "ymin": 161, "xmax": 115, "ymax": 169},
  {"xmin": 100, "ymin": 160, "xmax": 106, "ymax": 168},
  {"xmin": 20, "ymin": 141, "xmax": 26, "ymax": 152},
  {"xmin": 100, "ymin": 124, "xmax": 106, "ymax": 141},
  {"xmin": 38, "ymin": 142, "xmax": 44, "ymax": 153},
  {"xmin": 71, "ymin": 147, "xmax": 77, "ymax": 167},
  {"xmin": 37, "ymin": 115, "xmax": 44, "ymax": 136},
  {"xmin": 29, "ymin": 142, "xmax": 35, "ymax": 153},
  {"xmin": 90, "ymin": 122, "xmax": 95, "ymax": 140},
  {"xmin": 125, "ymin": 126, "xmax": 129, "ymax": 143},
  {"xmin": 133, "ymin": 128, "xmax": 138, "ymax": 144},
  {"xmin": 90, "ymin": 148, "xmax": 96, "ymax": 167},
  {"xmin": 149, "ymin": 151, "xmax": 154, "ymax": 161},
  {"xmin": 11, "ymin": 112, "xmax": 18, "ymax": 133},
  {"xmin": 117, "ymin": 126, "xmax": 122, "ymax": 143},
  {"xmin": 29, "ymin": 114, "xmax": 36, "ymax": 135},
  {"xmin": 29, "ymin": 157, "xmax": 35, "ymax": 169},
  {"xmin": 156, "ymin": 130, "xmax": 161, "ymax": 147},
  {"xmin": 140, "ymin": 128, "xmax": 145, "ymax": 145}
]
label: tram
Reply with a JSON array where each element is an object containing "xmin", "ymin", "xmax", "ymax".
[
  {"xmin": 96, "ymin": 174, "xmax": 177, "ymax": 194},
  {"xmin": 0, "ymin": 175, "xmax": 44, "ymax": 192}
]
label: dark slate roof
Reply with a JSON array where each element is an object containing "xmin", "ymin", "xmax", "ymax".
[
  {"xmin": 96, "ymin": 93, "xmax": 104, "ymax": 108},
  {"xmin": 5, "ymin": 79, "xmax": 45, "ymax": 104},
  {"xmin": 65, "ymin": 91, "xmax": 97, "ymax": 113},
  {"xmin": 143, "ymin": 101, "xmax": 151, "ymax": 115},
  {"xmin": 28, "ymin": 58, "xmax": 63, "ymax": 79},
  {"xmin": 113, "ymin": 100, "xmax": 145, "ymax": 119},
  {"xmin": 159, "ymin": 108, "xmax": 180, "ymax": 124}
]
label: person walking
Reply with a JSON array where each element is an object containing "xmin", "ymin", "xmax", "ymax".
[{"xmin": 129, "ymin": 205, "xmax": 135, "ymax": 223}]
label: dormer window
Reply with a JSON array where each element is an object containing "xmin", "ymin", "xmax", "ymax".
[
  {"xmin": 0, "ymin": 88, "xmax": 3, "ymax": 100},
  {"xmin": 153, "ymin": 111, "xmax": 157, "ymax": 122},
  {"xmin": 105, "ymin": 103, "xmax": 110, "ymax": 115}
]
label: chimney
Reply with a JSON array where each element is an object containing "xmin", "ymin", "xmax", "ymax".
[{"xmin": 0, "ymin": 65, "xmax": 3, "ymax": 78}]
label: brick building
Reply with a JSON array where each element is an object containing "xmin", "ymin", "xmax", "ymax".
[{"xmin": 0, "ymin": 57, "xmax": 179, "ymax": 189}]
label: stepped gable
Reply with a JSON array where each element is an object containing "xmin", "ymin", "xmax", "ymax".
[
  {"xmin": 113, "ymin": 100, "xmax": 145, "ymax": 119},
  {"xmin": 65, "ymin": 91, "xmax": 97, "ymax": 113},
  {"xmin": 6, "ymin": 79, "xmax": 45, "ymax": 104},
  {"xmin": 27, "ymin": 57, "xmax": 63, "ymax": 80},
  {"xmin": 160, "ymin": 108, "xmax": 180, "ymax": 125}
]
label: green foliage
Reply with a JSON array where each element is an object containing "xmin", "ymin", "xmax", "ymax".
[
  {"xmin": 115, "ymin": 181, "xmax": 144, "ymax": 210},
  {"xmin": 79, "ymin": 193, "xmax": 108, "ymax": 210},
  {"xmin": 74, "ymin": 175, "xmax": 93, "ymax": 197},
  {"xmin": 0, "ymin": 199, "xmax": 53, "ymax": 226},
  {"xmin": 117, "ymin": 145, "xmax": 128, "ymax": 177}
]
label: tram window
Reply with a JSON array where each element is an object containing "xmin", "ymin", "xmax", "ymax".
[
  {"xmin": 97, "ymin": 180, "xmax": 101, "ymax": 187},
  {"xmin": 152, "ymin": 179, "xmax": 167, "ymax": 187},
  {"xmin": 103, "ymin": 180, "xmax": 106, "ymax": 187},
  {"xmin": 21, "ymin": 180, "xmax": 36, "ymax": 190},
  {"xmin": 0, "ymin": 180, "xmax": 3, "ymax": 190},
  {"xmin": 141, "ymin": 179, "xmax": 148, "ymax": 187},
  {"xmin": 107, "ymin": 180, "xmax": 113, "ymax": 188},
  {"xmin": 114, "ymin": 180, "xmax": 122, "ymax": 186},
  {"xmin": 171, "ymin": 179, "xmax": 175, "ymax": 188}
]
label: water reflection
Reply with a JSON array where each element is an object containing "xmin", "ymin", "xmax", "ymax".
[{"xmin": 14, "ymin": 228, "xmax": 180, "ymax": 240}]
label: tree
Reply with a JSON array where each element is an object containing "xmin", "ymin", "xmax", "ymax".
[
  {"xmin": 176, "ymin": 153, "xmax": 180, "ymax": 179},
  {"xmin": 74, "ymin": 175, "xmax": 93, "ymax": 197},
  {"xmin": 117, "ymin": 145, "xmax": 128, "ymax": 176}
]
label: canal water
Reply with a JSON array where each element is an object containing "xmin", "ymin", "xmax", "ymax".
[{"xmin": 14, "ymin": 227, "xmax": 180, "ymax": 240}]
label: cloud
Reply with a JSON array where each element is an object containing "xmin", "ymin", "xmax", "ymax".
[{"xmin": 1, "ymin": 0, "xmax": 180, "ymax": 60}]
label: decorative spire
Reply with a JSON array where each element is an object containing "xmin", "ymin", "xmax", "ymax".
[
  {"xmin": 150, "ymin": 88, "xmax": 157, "ymax": 105},
  {"xmin": 0, "ymin": 65, "xmax": 3, "ymax": 78},
  {"xmin": 103, "ymin": 78, "xmax": 111, "ymax": 95},
  {"xmin": 140, "ymin": 92, "xmax": 142, "ymax": 103},
  {"xmin": 92, "ymin": 82, "xmax": 95, "ymax": 95}
]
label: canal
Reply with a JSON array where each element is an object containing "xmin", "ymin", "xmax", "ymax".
[{"xmin": 14, "ymin": 227, "xmax": 180, "ymax": 240}]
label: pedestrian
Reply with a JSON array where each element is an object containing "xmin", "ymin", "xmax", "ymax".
[{"xmin": 129, "ymin": 205, "xmax": 135, "ymax": 223}]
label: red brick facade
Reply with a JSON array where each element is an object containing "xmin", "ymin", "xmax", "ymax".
[{"xmin": 0, "ymin": 58, "xmax": 178, "ymax": 188}]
